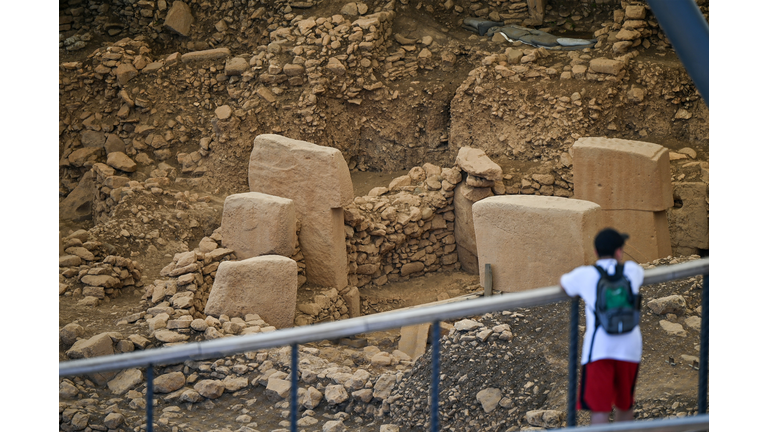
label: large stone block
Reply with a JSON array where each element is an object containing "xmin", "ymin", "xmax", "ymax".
[
  {"xmin": 65, "ymin": 332, "xmax": 118, "ymax": 385},
  {"xmin": 248, "ymin": 134, "xmax": 353, "ymax": 288},
  {"xmin": 473, "ymin": 196, "xmax": 601, "ymax": 292},
  {"xmin": 205, "ymin": 255, "xmax": 297, "ymax": 328},
  {"xmin": 602, "ymin": 209, "xmax": 672, "ymax": 263},
  {"xmin": 221, "ymin": 192, "xmax": 296, "ymax": 259},
  {"xmin": 455, "ymin": 147, "xmax": 503, "ymax": 181},
  {"xmin": 573, "ymin": 137, "xmax": 673, "ymax": 211}
]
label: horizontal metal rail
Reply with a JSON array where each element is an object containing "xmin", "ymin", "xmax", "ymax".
[
  {"xmin": 553, "ymin": 414, "xmax": 708, "ymax": 432},
  {"xmin": 60, "ymin": 258, "xmax": 707, "ymax": 376}
]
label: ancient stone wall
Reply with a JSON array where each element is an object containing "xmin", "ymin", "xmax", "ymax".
[
  {"xmin": 59, "ymin": 229, "xmax": 144, "ymax": 300},
  {"xmin": 341, "ymin": 163, "xmax": 462, "ymax": 291}
]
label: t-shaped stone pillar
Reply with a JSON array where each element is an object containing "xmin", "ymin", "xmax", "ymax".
[
  {"xmin": 572, "ymin": 137, "xmax": 674, "ymax": 262},
  {"xmin": 248, "ymin": 134, "xmax": 353, "ymax": 288}
]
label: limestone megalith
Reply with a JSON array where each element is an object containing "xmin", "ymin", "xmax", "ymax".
[
  {"xmin": 573, "ymin": 137, "xmax": 673, "ymax": 211},
  {"xmin": 573, "ymin": 137, "xmax": 674, "ymax": 261},
  {"xmin": 473, "ymin": 195, "xmax": 601, "ymax": 292},
  {"xmin": 204, "ymin": 255, "xmax": 297, "ymax": 329},
  {"xmin": 221, "ymin": 192, "xmax": 296, "ymax": 260},
  {"xmin": 248, "ymin": 134, "xmax": 353, "ymax": 288}
]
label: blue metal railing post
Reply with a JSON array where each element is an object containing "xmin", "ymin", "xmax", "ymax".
[
  {"xmin": 146, "ymin": 364, "xmax": 154, "ymax": 432},
  {"xmin": 646, "ymin": 0, "xmax": 709, "ymax": 106},
  {"xmin": 567, "ymin": 298, "xmax": 579, "ymax": 426},
  {"xmin": 291, "ymin": 343, "xmax": 299, "ymax": 432},
  {"xmin": 698, "ymin": 274, "xmax": 708, "ymax": 414},
  {"xmin": 431, "ymin": 320, "xmax": 441, "ymax": 432}
]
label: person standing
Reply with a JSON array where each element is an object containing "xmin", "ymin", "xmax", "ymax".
[{"xmin": 560, "ymin": 228, "xmax": 644, "ymax": 424}]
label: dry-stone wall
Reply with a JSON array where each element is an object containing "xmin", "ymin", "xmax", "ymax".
[
  {"xmin": 342, "ymin": 163, "xmax": 462, "ymax": 290},
  {"xmin": 59, "ymin": 229, "xmax": 144, "ymax": 301}
]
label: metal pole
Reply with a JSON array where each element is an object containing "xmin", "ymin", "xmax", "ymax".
[
  {"xmin": 430, "ymin": 320, "xmax": 441, "ymax": 432},
  {"xmin": 567, "ymin": 298, "xmax": 579, "ymax": 426},
  {"xmin": 484, "ymin": 264, "xmax": 492, "ymax": 297},
  {"xmin": 698, "ymin": 274, "xmax": 709, "ymax": 414},
  {"xmin": 291, "ymin": 343, "xmax": 299, "ymax": 432},
  {"xmin": 146, "ymin": 364, "xmax": 154, "ymax": 432},
  {"xmin": 646, "ymin": 0, "xmax": 709, "ymax": 106},
  {"xmin": 553, "ymin": 413, "xmax": 708, "ymax": 432}
]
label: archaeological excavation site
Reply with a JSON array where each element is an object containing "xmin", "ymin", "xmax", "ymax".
[{"xmin": 58, "ymin": 0, "xmax": 709, "ymax": 431}]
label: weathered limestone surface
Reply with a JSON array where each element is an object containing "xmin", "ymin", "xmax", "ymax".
[
  {"xmin": 221, "ymin": 192, "xmax": 296, "ymax": 260},
  {"xmin": 65, "ymin": 332, "xmax": 118, "ymax": 385},
  {"xmin": 204, "ymin": 255, "xmax": 298, "ymax": 328},
  {"xmin": 181, "ymin": 48, "xmax": 231, "ymax": 63},
  {"xmin": 60, "ymin": 171, "xmax": 95, "ymax": 222},
  {"xmin": 602, "ymin": 209, "xmax": 672, "ymax": 262},
  {"xmin": 164, "ymin": 1, "xmax": 193, "ymax": 36},
  {"xmin": 455, "ymin": 147, "xmax": 503, "ymax": 181},
  {"xmin": 473, "ymin": 196, "xmax": 601, "ymax": 292},
  {"xmin": 454, "ymin": 182, "xmax": 493, "ymax": 274},
  {"xmin": 667, "ymin": 182, "xmax": 708, "ymax": 255},
  {"xmin": 248, "ymin": 134, "xmax": 353, "ymax": 288},
  {"xmin": 398, "ymin": 323, "xmax": 430, "ymax": 360},
  {"xmin": 573, "ymin": 137, "xmax": 673, "ymax": 211}
]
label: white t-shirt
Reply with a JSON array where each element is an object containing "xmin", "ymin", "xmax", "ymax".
[{"xmin": 560, "ymin": 258, "xmax": 644, "ymax": 365}]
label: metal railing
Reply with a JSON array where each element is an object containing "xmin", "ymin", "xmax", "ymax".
[{"xmin": 60, "ymin": 258, "xmax": 708, "ymax": 432}]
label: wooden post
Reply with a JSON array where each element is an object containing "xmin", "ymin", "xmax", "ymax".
[{"xmin": 484, "ymin": 264, "xmax": 492, "ymax": 297}]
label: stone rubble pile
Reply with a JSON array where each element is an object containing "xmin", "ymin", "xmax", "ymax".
[
  {"xmin": 388, "ymin": 313, "xmax": 566, "ymax": 431},
  {"xmin": 295, "ymin": 286, "xmax": 359, "ymax": 326},
  {"xmin": 60, "ymin": 337, "xmax": 417, "ymax": 432},
  {"xmin": 58, "ymin": 1, "xmax": 708, "ymax": 228},
  {"xmin": 59, "ymin": 229, "xmax": 144, "ymax": 301}
]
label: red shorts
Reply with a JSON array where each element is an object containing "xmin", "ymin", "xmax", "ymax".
[{"xmin": 578, "ymin": 359, "xmax": 639, "ymax": 412}]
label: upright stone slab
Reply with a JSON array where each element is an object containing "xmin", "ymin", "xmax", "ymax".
[
  {"xmin": 573, "ymin": 137, "xmax": 673, "ymax": 211},
  {"xmin": 221, "ymin": 192, "xmax": 296, "ymax": 260},
  {"xmin": 473, "ymin": 196, "xmax": 601, "ymax": 292},
  {"xmin": 602, "ymin": 209, "xmax": 672, "ymax": 263},
  {"xmin": 248, "ymin": 134, "xmax": 353, "ymax": 288},
  {"xmin": 205, "ymin": 255, "xmax": 297, "ymax": 329},
  {"xmin": 398, "ymin": 323, "xmax": 430, "ymax": 360},
  {"xmin": 453, "ymin": 182, "xmax": 493, "ymax": 274}
]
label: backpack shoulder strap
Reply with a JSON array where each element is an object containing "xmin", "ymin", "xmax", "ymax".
[{"xmin": 593, "ymin": 264, "xmax": 607, "ymax": 277}]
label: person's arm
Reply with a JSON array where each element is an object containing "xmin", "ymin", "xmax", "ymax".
[{"xmin": 560, "ymin": 270, "xmax": 578, "ymax": 298}]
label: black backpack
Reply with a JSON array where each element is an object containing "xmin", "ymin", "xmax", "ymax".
[{"xmin": 592, "ymin": 263, "xmax": 642, "ymax": 335}]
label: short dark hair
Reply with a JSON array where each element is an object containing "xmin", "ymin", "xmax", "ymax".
[{"xmin": 594, "ymin": 228, "xmax": 629, "ymax": 257}]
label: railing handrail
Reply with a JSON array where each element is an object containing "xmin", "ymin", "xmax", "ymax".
[
  {"xmin": 59, "ymin": 258, "xmax": 708, "ymax": 376},
  {"xmin": 552, "ymin": 413, "xmax": 708, "ymax": 432}
]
